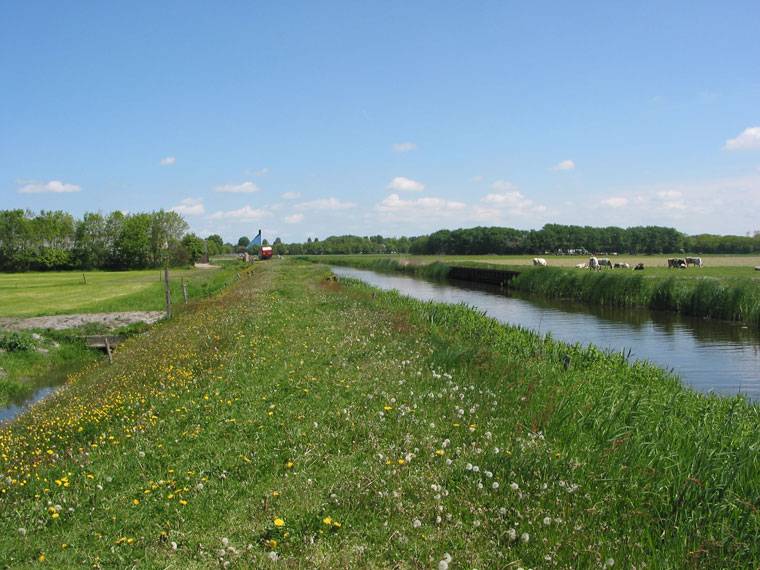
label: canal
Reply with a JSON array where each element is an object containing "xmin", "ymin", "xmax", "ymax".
[{"xmin": 331, "ymin": 265, "xmax": 760, "ymax": 401}]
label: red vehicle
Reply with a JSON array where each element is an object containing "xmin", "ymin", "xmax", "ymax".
[{"xmin": 259, "ymin": 245, "xmax": 273, "ymax": 260}]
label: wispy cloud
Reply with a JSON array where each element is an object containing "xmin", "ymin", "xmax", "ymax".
[
  {"xmin": 600, "ymin": 196, "xmax": 629, "ymax": 208},
  {"xmin": 284, "ymin": 213, "xmax": 304, "ymax": 223},
  {"xmin": 386, "ymin": 176, "xmax": 425, "ymax": 192},
  {"xmin": 17, "ymin": 179, "xmax": 82, "ymax": 194},
  {"xmin": 374, "ymin": 193, "xmax": 466, "ymax": 223},
  {"xmin": 245, "ymin": 167, "xmax": 269, "ymax": 176},
  {"xmin": 212, "ymin": 181, "xmax": 259, "ymax": 193},
  {"xmin": 170, "ymin": 197, "xmax": 205, "ymax": 216},
  {"xmin": 724, "ymin": 127, "xmax": 760, "ymax": 151},
  {"xmin": 281, "ymin": 191, "xmax": 301, "ymax": 200},
  {"xmin": 552, "ymin": 159, "xmax": 575, "ymax": 171},
  {"xmin": 294, "ymin": 197, "xmax": 357, "ymax": 211},
  {"xmin": 159, "ymin": 156, "xmax": 176, "ymax": 166},
  {"xmin": 491, "ymin": 180, "xmax": 517, "ymax": 191},
  {"xmin": 206, "ymin": 205, "xmax": 269, "ymax": 220},
  {"xmin": 393, "ymin": 142, "xmax": 418, "ymax": 152}
]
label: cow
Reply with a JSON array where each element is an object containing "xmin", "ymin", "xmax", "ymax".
[
  {"xmin": 588, "ymin": 257, "xmax": 600, "ymax": 271},
  {"xmin": 533, "ymin": 258, "xmax": 547, "ymax": 266},
  {"xmin": 614, "ymin": 262, "xmax": 630, "ymax": 269},
  {"xmin": 633, "ymin": 263, "xmax": 644, "ymax": 271},
  {"xmin": 668, "ymin": 258, "xmax": 687, "ymax": 269},
  {"xmin": 575, "ymin": 263, "xmax": 588, "ymax": 269},
  {"xmin": 597, "ymin": 258, "xmax": 613, "ymax": 269},
  {"xmin": 685, "ymin": 257, "xmax": 703, "ymax": 268}
]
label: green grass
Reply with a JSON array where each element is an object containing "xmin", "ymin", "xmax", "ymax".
[
  {"xmin": 1, "ymin": 260, "xmax": 758, "ymax": 568},
  {"xmin": 0, "ymin": 262, "xmax": 249, "ymax": 318}
]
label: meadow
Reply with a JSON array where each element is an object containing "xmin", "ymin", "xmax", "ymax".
[
  {"xmin": 1, "ymin": 260, "xmax": 758, "ymax": 568},
  {"xmin": 0, "ymin": 263, "xmax": 248, "ymax": 318}
]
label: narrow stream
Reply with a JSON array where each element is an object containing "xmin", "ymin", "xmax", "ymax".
[
  {"xmin": 0, "ymin": 363, "xmax": 77, "ymax": 424},
  {"xmin": 331, "ymin": 266, "xmax": 760, "ymax": 401}
]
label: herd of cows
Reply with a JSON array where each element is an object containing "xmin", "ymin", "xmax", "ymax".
[{"xmin": 531, "ymin": 256, "xmax": 704, "ymax": 270}]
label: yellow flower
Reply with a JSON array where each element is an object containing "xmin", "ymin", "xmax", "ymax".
[
  {"xmin": 323, "ymin": 517, "xmax": 332, "ymax": 525},
  {"xmin": 274, "ymin": 518, "xmax": 285, "ymax": 527}
]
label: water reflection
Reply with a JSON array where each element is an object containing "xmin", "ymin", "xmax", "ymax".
[
  {"xmin": 0, "ymin": 365, "xmax": 74, "ymax": 424},
  {"xmin": 331, "ymin": 266, "xmax": 760, "ymax": 400}
]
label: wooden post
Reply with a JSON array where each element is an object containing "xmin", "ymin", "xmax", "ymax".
[
  {"xmin": 164, "ymin": 266, "xmax": 171, "ymax": 319},
  {"xmin": 82, "ymin": 273, "xmax": 87, "ymax": 285},
  {"xmin": 105, "ymin": 336, "xmax": 113, "ymax": 364},
  {"xmin": 182, "ymin": 278, "xmax": 188, "ymax": 304}
]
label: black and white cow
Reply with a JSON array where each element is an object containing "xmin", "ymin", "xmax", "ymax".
[
  {"xmin": 533, "ymin": 257, "xmax": 547, "ymax": 266},
  {"xmin": 685, "ymin": 257, "xmax": 703, "ymax": 268}
]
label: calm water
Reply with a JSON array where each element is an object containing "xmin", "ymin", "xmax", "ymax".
[
  {"xmin": 0, "ymin": 364, "xmax": 75, "ymax": 424},
  {"xmin": 331, "ymin": 266, "xmax": 760, "ymax": 400}
]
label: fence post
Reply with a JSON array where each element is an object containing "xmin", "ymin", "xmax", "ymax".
[
  {"xmin": 164, "ymin": 266, "xmax": 171, "ymax": 319},
  {"xmin": 182, "ymin": 278, "xmax": 188, "ymax": 304}
]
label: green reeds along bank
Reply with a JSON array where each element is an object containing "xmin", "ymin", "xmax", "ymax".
[
  {"xmin": 511, "ymin": 267, "xmax": 760, "ymax": 326},
  {"xmin": 1, "ymin": 261, "xmax": 758, "ymax": 568}
]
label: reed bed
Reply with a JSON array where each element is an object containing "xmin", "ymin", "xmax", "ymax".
[{"xmin": 0, "ymin": 261, "xmax": 757, "ymax": 568}]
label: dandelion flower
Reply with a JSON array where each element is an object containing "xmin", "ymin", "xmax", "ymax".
[
  {"xmin": 543, "ymin": 517, "xmax": 552, "ymax": 525},
  {"xmin": 521, "ymin": 532, "xmax": 530, "ymax": 542},
  {"xmin": 413, "ymin": 519, "xmax": 422, "ymax": 528},
  {"xmin": 438, "ymin": 561, "xmax": 449, "ymax": 570},
  {"xmin": 274, "ymin": 518, "xmax": 285, "ymax": 527},
  {"xmin": 606, "ymin": 558, "xmax": 615, "ymax": 567},
  {"xmin": 268, "ymin": 551, "xmax": 278, "ymax": 561}
]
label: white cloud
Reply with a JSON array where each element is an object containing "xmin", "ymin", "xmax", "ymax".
[
  {"xmin": 600, "ymin": 196, "xmax": 629, "ymax": 208},
  {"xmin": 244, "ymin": 167, "xmax": 269, "ymax": 176},
  {"xmin": 294, "ymin": 197, "xmax": 357, "ymax": 211},
  {"xmin": 724, "ymin": 127, "xmax": 760, "ymax": 151},
  {"xmin": 170, "ymin": 198, "xmax": 205, "ymax": 216},
  {"xmin": 17, "ymin": 179, "xmax": 82, "ymax": 194},
  {"xmin": 656, "ymin": 190, "xmax": 682, "ymax": 201},
  {"xmin": 471, "ymin": 175, "xmax": 483, "ymax": 182},
  {"xmin": 281, "ymin": 191, "xmax": 301, "ymax": 200},
  {"xmin": 206, "ymin": 205, "xmax": 269, "ymax": 221},
  {"xmin": 284, "ymin": 213, "xmax": 304, "ymax": 224},
  {"xmin": 386, "ymin": 176, "xmax": 425, "ymax": 192},
  {"xmin": 393, "ymin": 142, "xmax": 418, "ymax": 152},
  {"xmin": 491, "ymin": 180, "xmax": 517, "ymax": 191},
  {"xmin": 374, "ymin": 193, "xmax": 466, "ymax": 224},
  {"xmin": 159, "ymin": 156, "xmax": 176, "ymax": 166},
  {"xmin": 552, "ymin": 159, "xmax": 575, "ymax": 171},
  {"xmin": 482, "ymin": 190, "xmax": 537, "ymax": 214},
  {"xmin": 212, "ymin": 181, "xmax": 259, "ymax": 193}
]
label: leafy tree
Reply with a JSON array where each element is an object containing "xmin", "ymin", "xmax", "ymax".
[{"xmin": 206, "ymin": 234, "xmax": 224, "ymax": 256}]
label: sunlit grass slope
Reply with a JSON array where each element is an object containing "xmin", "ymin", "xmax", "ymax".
[
  {"xmin": 0, "ymin": 264, "xmax": 246, "ymax": 318},
  {"xmin": 1, "ymin": 260, "xmax": 758, "ymax": 568}
]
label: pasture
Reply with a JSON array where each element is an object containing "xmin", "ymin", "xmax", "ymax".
[
  {"xmin": 1, "ymin": 260, "xmax": 758, "ymax": 568},
  {"xmin": 0, "ymin": 264, "xmax": 241, "ymax": 319}
]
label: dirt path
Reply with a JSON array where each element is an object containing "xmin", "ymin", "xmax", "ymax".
[{"xmin": 0, "ymin": 312, "xmax": 165, "ymax": 331}]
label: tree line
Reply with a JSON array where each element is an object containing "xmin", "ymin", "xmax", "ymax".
[
  {"xmin": 269, "ymin": 224, "xmax": 760, "ymax": 256},
  {"xmin": 0, "ymin": 209, "xmax": 205, "ymax": 272},
  {"xmin": 3, "ymin": 209, "xmax": 759, "ymax": 272}
]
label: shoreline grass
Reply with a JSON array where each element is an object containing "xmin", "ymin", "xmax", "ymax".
[
  {"xmin": 1, "ymin": 260, "xmax": 758, "ymax": 568},
  {"xmin": 311, "ymin": 255, "xmax": 760, "ymax": 326}
]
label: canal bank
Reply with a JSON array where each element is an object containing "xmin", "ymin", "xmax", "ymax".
[
  {"xmin": 331, "ymin": 265, "xmax": 760, "ymax": 400},
  {"xmin": 316, "ymin": 256, "xmax": 760, "ymax": 326},
  {"xmin": 1, "ymin": 261, "xmax": 758, "ymax": 568}
]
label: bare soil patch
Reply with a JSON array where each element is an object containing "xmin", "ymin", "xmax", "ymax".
[{"xmin": 0, "ymin": 312, "xmax": 165, "ymax": 332}]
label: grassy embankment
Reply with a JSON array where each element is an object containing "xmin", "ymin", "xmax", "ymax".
[
  {"xmin": 1, "ymin": 260, "xmax": 758, "ymax": 568},
  {"xmin": 312, "ymin": 255, "xmax": 760, "ymax": 326},
  {"xmin": 0, "ymin": 263, "xmax": 249, "ymax": 406}
]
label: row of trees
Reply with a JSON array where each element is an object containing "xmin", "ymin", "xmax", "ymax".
[
  {"xmin": 269, "ymin": 224, "xmax": 760, "ymax": 256},
  {"xmin": 0, "ymin": 209, "xmax": 205, "ymax": 272}
]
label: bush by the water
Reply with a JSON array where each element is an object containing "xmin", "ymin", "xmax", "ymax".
[{"xmin": 0, "ymin": 333, "xmax": 34, "ymax": 352}]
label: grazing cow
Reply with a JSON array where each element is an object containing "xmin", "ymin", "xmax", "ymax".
[
  {"xmin": 588, "ymin": 257, "xmax": 600, "ymax": 271},
  {"xmin": 533, "ymin": 258, "xmax": 547, "ymax": 266},
  {"xmin": 685, "ymin": 256, "xmax": 703, "ymax": 268},
  {"xmin": 633, "ymin": 263, "xmax": 644, "ymax": 271},
  {"xmin": 755, "ymin": 266, "xmax": 760, "ymax": 271},
  {"xmin": 575, "ymin": 263, "xmax": 588, "ymax": 269},
  {"xmin": 668, "ymin": 258, "xmax": 687, "ymax": 269},
  {"xmin": 614, "ymin": 262, "xmax": 630, "ymax": 269},
  {"xmin": 597, "ymin": 257, "xmax": 613, "ymax": 269}
]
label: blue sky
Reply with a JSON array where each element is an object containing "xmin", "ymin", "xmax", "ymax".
[{"xmin": 2, "ymin": 1, "xmax": 759, "ymax": 244}]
